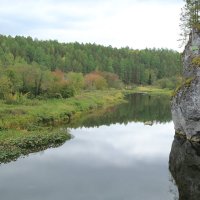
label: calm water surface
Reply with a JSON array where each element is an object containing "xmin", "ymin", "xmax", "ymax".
[{"xmin": 0, "ymin": 94, "xmax": 178, "ymax": 200}]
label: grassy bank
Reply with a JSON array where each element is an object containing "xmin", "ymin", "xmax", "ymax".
[
  {"xmin": 0, "ymin": 87, "xmax": 171, "ymax": 164},
  {"xmin": 0, "ymin": 87, "xmax": 171, "ymax": 133},
  {"xmin": 0, "ymin": 89, "xmax": 125, "ymax": 163},
  {"xmin": 127, "ymin": 86, "xmax": 172, "ymax": 96},
  {"xmin": 0, "ymin": 89, "xmax": 124, "ymax": 130}
]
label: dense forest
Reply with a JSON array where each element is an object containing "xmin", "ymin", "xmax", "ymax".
[{"xmin": 0, "ymin": 35, "xmax": 182, "ymax": 101}]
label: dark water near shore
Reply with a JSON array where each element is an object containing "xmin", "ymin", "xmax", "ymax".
[{"xmin": 0, "ymin": 93, "xmax": 178, "ymax": 200}]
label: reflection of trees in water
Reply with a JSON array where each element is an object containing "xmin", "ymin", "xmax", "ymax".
[
  {"xmin": 169, "ymin": 136, "xmax": 200, "ymax": 200},
  {"xmin": 70, "ymin": 93, "xmax": 171, "ymax": 128}
]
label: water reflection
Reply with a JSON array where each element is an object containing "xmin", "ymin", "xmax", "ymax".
[
  {"xmin": 69, "ymin": 123, "xmax": 174, "ymax": 162},
  {"xmin": 70, "ymin": 93, "xmax": 171, "ymax": 128},
  {"xmin": 169, "ymin": 136, "xmax": 200, "ymax": 200},
  {"xmin": 0, "ymin": 93, "xmax": 175, "ymax": 200},
  {"xmin": 0, "ymin": 122, "xmax": 175, "ymax": 200},
  {"xmin": 0, "ymin": 94, "xmax": 171, "ymax": 165}
]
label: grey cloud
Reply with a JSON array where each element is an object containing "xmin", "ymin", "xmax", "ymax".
[
  {"xmin": 0, "ymin": 0, "xmax": 95, "ymax": 36},
  {"xmin": 0, "ymin": 0, "xmax": 182, "ymax": 49}
]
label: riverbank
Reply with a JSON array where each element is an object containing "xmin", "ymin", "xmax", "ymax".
[
  {"xmin": 0, "ymin": 87, "xmax": 172, "ymax": 163},
  {"xmin": 0, "ymin": 87, "xmax": 171, "ymax": 132},
  {"xmin": 127, "ymin": 86, "xmax": 172, "ymax": 96},
  {"xmin": 0, "ymin": 89, "xmax": 125, "ymax": 163},
  {"xmin": 0, "ymin": 128, "xmax": 70, "ymax": 164},
  {"xmin": 0, "ymin": 89, "xmax": 125, "ymax": 130}
]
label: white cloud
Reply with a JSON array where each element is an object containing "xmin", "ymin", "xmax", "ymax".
[{"xmin": 0, "ymin": 0, "xmax": 184, "ymax": 50}]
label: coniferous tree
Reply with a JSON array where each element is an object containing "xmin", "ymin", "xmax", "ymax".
[
  {"xmin": 0, "ymin": 34, "xmax": 181, "ymax": 88},
  {"xmin": 180, "ymin": 0, "xmax": 200, "ymax": 46}
]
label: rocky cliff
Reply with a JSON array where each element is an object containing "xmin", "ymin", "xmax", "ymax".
[{"xmin": 171, "ymin": 29, "xmax": 200, "ymax": 142}]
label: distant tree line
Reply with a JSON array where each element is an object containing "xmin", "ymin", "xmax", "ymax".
[
  {"xmin": 0, "ymin": 35, "xmax": 182, "ymax": 101},
  {"xmin": 0, "ymin": 35, "xmax": 181, "ymax": 82}
]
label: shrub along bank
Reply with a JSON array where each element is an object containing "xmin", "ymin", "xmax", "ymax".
[{"xmin": 0, "ymin": 89, "xmax": 125, "ymax": 164}]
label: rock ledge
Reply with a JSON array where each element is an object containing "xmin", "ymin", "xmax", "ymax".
[{"xmin": 172, "ymin": 29, "xmax": 200, "ymax": 142}]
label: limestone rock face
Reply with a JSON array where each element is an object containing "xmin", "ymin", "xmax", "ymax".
[{"xmin": 172, "ymin": 29, "xmax": 200, "ymax": 141}]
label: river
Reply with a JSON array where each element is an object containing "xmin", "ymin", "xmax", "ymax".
[{"xmin": 0, "ymin": 93, "xmax": 178, "ymax": 200}]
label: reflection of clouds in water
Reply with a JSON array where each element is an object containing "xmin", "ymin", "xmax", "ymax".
[
  {"xmin": 0, "ymin": 121, "xmax": 175, "ymax": 200},
  {"xmin": 38, "ymin": 122, "xmax": 175, "ymax": 168}
]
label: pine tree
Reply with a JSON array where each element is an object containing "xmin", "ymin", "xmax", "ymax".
[{"xmin": 180, "ymin": 0, "xmax": 200, "ymax": 46}]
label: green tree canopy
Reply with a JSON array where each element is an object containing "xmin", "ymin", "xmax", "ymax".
[{"xmin": 180, "ymin": 0, "xmax": 200, "ymax": 45}]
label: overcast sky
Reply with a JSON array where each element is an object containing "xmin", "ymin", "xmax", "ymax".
[{"xmin": 0, "ymin": 0, "xmax": 184, "ymax": 51}]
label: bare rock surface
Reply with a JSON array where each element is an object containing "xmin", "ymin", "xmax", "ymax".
[{"xmin": 172, "ymin": 29, "xmax": 200, "ymax": 141}]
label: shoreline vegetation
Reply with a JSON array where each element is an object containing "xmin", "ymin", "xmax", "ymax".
[
  {"xmin": 0, "ymin": 35, "xmax": 178, "ymax": 164},
  {"xmin": 0, "ymin": 89, "xmax": 125, "ymax": 163},
  {"xmin": 0, "ymin": 87, "xmax": 172, "ymax": 164},
  {"xmin": 130, "ymin": 86, "xmax": 172, "ymax": 95}
]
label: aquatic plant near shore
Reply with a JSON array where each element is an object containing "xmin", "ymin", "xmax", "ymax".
[{"xmin": 0, "ymin": 128, "xmax": 71, "ymax": 164}]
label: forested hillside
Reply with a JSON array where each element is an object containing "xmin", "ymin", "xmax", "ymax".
[
  {"xmin": 0, "ymin": 35, "xmax": 181, "ymax": 83},
  {"xmin": 0, "ymin": 35, "xmax": 182, "ymax": 100}
]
